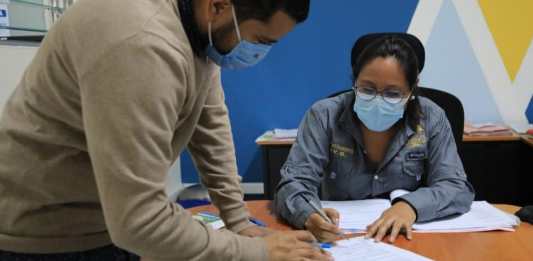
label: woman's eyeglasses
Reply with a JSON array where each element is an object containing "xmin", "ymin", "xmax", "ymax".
[{"xmin": 352, "ymin": 85, "xmax": 411, "ymax": 105}]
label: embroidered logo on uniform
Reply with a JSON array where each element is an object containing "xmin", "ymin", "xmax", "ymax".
[
  {"xmin": 330, "ymin": 144, "xmax": 353, "ymax": 158},
  {"xmin": 407, "ymin": 151, "xmax": 426, "ymax": 161},
  {"xmin": 407, "ymin": 125, "xmax": 427, "ymax": 148}
]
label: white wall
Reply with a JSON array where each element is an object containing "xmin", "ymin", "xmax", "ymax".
[
  {"xmin": 166, "ymin": 159, "xmax": 183, "ymax": 201},
  {"xmin": 0, "ymin": 45, "xmax": 38, "ymax": 112}
]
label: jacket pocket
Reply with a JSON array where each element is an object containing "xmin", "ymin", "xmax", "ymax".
[{"xmin": 402, "ymin": 160, "xmax": 424, "ymax": 181}]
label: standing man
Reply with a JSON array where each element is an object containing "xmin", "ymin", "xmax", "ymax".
[{"xmin": 0, "ymin": 0, "xmax": 331, "ymax": 260}]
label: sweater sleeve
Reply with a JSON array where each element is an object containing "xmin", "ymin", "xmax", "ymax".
[
  {"xmin": 187, "ymin": 70, "xmax": 254, "ymax": 233},
  {"xmin": 79, "ymin": 32, "xmax": 266, "ymax": 261}
]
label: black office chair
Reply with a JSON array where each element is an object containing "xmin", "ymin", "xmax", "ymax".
[
  {"xmin": 418, "ymin": 86, "xmax": 464, "ymax": 156},
  {"xmin": 326, "ymin": 87, "xmax": 465, "ymax": 157}
]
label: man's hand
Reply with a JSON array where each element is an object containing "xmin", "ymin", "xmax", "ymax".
[
  {"xmin": 238, "ymin": 225, "xmax": 274, "ymax": 237},
  {"xmin": 304, "ymin": 208, "xmax": 341, "ymax": 243},
  {"xmin": 366, "ymin": 201, "xmax": 417, "ymax": 243},
  {"xmin": 264, "ymin": 230, "xmax": 333, "ymax": 261}
]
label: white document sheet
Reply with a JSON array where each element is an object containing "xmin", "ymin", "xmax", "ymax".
[
  {"xmin": 321, "ymin": 199, "xmax": 519, "ymax": 233},
  {"xmin": 272, "ymin": 128, "xmax": 298, "ymax": 139},
  {"xmin": 321, "ymin": 199, "xmax": 390, "ymax": 232},
  {"xmin": 329, "ymin": 237, "xmax": 432, "ymax": 261},
  {"xmin": 412, "ymin": 201, "xmax": 519, "ymax": 232}
]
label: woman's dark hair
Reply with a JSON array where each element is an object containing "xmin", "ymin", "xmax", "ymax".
[
  {"xmin": 233, "ymin": 0, "xmax": 310, "ymax": 24},
  {"xmin": 352, "ymin": 36, "xmax": 422, "ymax": 130}
]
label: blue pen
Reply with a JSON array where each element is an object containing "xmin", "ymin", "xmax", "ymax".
[
  {"xmin": 313, "ymin": 242, "xmax": 332, "ymax": 249},
  {"xmin": 319, "ymin": 242, "xmax": 332, "ymax": 249},
  {"xmin": 250, "ymin": 217, "xmax": 267, "ymax": 227}
]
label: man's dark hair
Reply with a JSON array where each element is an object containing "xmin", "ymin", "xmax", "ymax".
[{"xmin": 232, "ymin": 0, "xmax": 310, "ymax": 23}]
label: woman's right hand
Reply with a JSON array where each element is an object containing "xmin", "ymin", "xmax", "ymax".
[{"xmin": 304, "ymin": 208, "xmax": 342, "ymax": 242}]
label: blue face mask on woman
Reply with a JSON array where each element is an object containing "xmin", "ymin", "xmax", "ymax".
[
  {"xmin": 353, "ymin": 89, "xmax": 410, "ymax": 132},
  {"xmin": 206, "ymin": 6, "xmax": 272, "ymax": 69}
]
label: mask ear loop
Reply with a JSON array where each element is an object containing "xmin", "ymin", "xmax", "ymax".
[
  {"xmin": 206, "ymin": 21, "xmax": 213, "ymax": 64},
  {"xmin": 208, "ymin": 22, "xmax": 214, "ymax": 47},
  {"xmin": 230, "ymin": 6, "xmax": 242, "ymax": 42},
  {"xmin": 206, "ymin": 6, "xmax": 241, "ymax": 64}
]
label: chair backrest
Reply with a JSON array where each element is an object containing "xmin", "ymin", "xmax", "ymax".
[
  {"xmin": 326, "ymin": 87, "xmax": 465, "ymax": 156},
  {"xmin": 417, "ymin": 87, "xmax": 464, "ymax": 156}
]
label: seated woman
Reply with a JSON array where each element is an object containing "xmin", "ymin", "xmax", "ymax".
[{"xmin": 274, "ymin": 33, "xmax": 474, "ymax": 243}]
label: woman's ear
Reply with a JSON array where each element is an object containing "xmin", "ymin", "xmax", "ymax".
[
  {"xmin": 408, "ymin": 85, "xmax": 417, "ymax": 102},
  {"xmin": 411, "ymin": 78, "xmax": 420, "ymax": 100}
]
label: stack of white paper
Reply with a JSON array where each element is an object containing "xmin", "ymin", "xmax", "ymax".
[
  {"xmin": 412, "ymin": 201, "xmax": 519, "ymax": 232},
  {"xmin": 272, "ymin": 128, "xmax": 298, "ymax": 139},
  {"xmin": 329, "ymin": 236, "xmax": 432, "ymax": 261},
  {"xmin": 464, "ymin": 122, "xmax": 513, "ymax": 136},
  {"xmin": 321, "ymin": 200, "xmax": 519, "ymax": 233}
]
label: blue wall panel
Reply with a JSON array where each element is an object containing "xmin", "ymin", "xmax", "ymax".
[{"xmin": 182, "ymin": 0, "xmax": 419, "ymax": 183}]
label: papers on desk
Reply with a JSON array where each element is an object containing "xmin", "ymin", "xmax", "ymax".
[
  {"xmin": 464, "ymin": 122, "xmax": 513, "ymax": 136},
  {"xmin": 321, "ymin": 189, "xmax": 409, "ymax": 233},
  {"xmin": 192, "ymin": 212, "xmax": 225, "ymax": 230},
  {"xmin": 329, "ymin": 236, "xmax": 432, "ymax": 261},
  {"xmin": 321, "ymin": 199, "xmax": 519, "ymax": 233},
  {"xmin": 272, "ymin": 128, "xmax": 298, "ymax": 139},
  {"xmin": 255, "ymin": 129, "xmax": 297, "ymax": 144},
  {"xmin": 322, "ymin": 199, "xmax": 390, "ymax": 233},
  {"xmin": 413, "ymin": 201, "xmax": 519, "ymax": 232}
]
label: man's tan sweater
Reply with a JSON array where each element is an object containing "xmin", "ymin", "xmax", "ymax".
[{"xmin": 0, "ymin": 0, "xmax": 266, "ymax": 260}]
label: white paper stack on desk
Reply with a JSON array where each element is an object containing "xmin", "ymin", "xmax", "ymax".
[
  {"xmin": 463, "ymin": 122, "xmax": 513, "ymax": 136},
  {"xmin": 321, "ymin": 192, "xmax": 519, "ymax": 233},
  {"xmin": 412, "ymin": 201, "xmax": 519, "ymax": 232},
  {"xmin": 272, "ymin": 128, "xmax": 298, "ymax": 139}
]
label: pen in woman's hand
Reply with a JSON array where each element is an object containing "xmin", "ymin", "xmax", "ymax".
[{"xmin": 300, "ymin": 194, "xmax": 334, "ymax": 224}]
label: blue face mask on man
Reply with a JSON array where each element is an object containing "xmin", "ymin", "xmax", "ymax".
[
  {"xmin": 353, "ymin": 90, "xmax": 410, "ymax": 132},
  {"xmin": 206, "ymin": 6, "xmax": 272, "ymax": 69}
]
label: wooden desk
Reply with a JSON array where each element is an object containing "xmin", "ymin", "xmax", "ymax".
[
  {"xmin": 257, "ymin": 132, "xmax": 533, "ymax": 205},
  {"xmin": 191, "ymin": 200, "xmax": 533, "ymax": 261},
  {"xmin": 463, "ymin": 132, "xmax": 522, "ymax": 142},
  {"xmin": 256, "ymin": 132, "xmax": 524, "ymax": 145},
  {"xmin": 522, "ymin": 135, "xmax": 533, "ymax": 148}
]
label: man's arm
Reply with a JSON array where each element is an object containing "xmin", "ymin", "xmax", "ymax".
[
  {"xmin": 187, "ymin": 70, "xmax": 254, "ymax": 233},
  {"xmin": 80, "ymin": 32, "xmax": 266, "ymax": 261}
]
